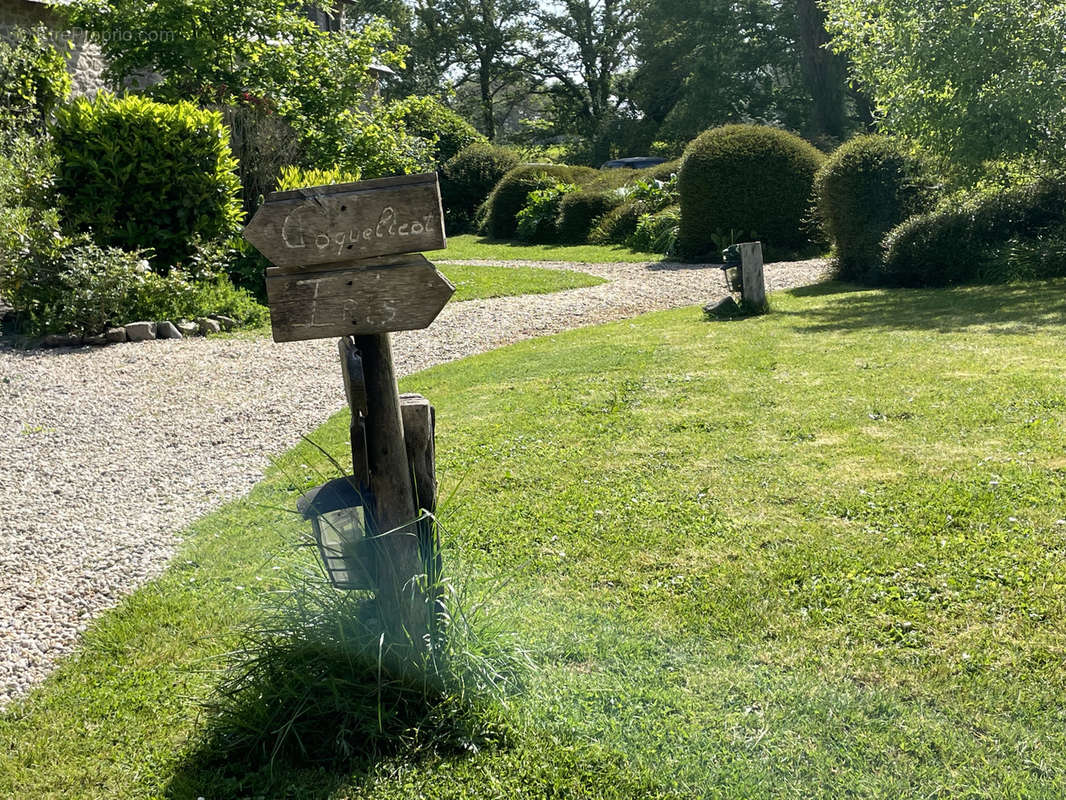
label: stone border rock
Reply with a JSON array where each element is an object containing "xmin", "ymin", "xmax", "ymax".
[{"xmin": 34, "ymin": 315, "xmax": 237, "ymax": 349}]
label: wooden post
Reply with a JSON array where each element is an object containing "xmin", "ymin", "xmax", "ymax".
[
  {"xmin": 353, "ymin": 333, "xmax": 429, "ymax": 646},
  {"xmin": 740, "ymin": 241, "xmax": 768, "ymax": 312},
  {"xmin": 400, "ymin": 394, "xmax": 440, "ymax": 591}
]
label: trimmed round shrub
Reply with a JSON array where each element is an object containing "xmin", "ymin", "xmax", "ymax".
[
  {"xmin": 814, "ymin": 135, "xmax": 931, "ymax": 282},
  {"xmin": 51, "ymin": 92, "xmax": 242, "ymax": 271},
  {"xmin": 882, "ymin": 179, "xmax": 1066, "ymax": 287},
  {"xmin": 556, "ymin": 189, "xmax": 625, "ymax": 244},
  {"xmin": 589, "ymin": 200, "xmax": 642, "ymax": 245},
  {"xmin": 480, "ymin": 164, "xmax": 597, "ymax": 240},
  {"xmin": 392, "ymin": 96, "xmax": 486, "ymax": 168},
  {"xmin": 440, "ymin": 143, "xmax": 521, "ymax": 234},
  {"xmin": 677, "ymin": 124, "xmax": 824, "ymax": 259}
]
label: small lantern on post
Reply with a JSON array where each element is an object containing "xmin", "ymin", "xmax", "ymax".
[
  {"xmin": 298, "ymin": 477, "xmax": 376, "ymax": 590},
  {"xmin": 720, "ymin": 244, "xmax": 744, "ymax": 294}
]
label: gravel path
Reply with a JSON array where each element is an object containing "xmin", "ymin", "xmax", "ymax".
[{"xmin": 0, "ymin": 257, "xmax": 827, "ymax": 707}]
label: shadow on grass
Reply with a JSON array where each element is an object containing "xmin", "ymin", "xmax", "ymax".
[
  {"xmin": 780, "ymin": 279, "xmax": 1066, "ymax": 334},
  {"xmin": 162, "ymin": 574, "xmax": 517, "ymax": 800},
  {"xmin": 164, "ymin": 652, "xmax": 500, "ymax": 799}
]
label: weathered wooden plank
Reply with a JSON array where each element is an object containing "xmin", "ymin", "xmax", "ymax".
[
  {"xmin": 243, "ymin": 172, "xmax": 446, "ymax": 268},
  {"xmin": 339, "ymin": 337, "xmax": 370, "ymax": 486},
  {"xmin": 265, "ymin": 255, "xmax": 455, "ymax": 342},
  {"xmin": 400, "ymin": 393, "xmax": 441, "ymax": 618}
]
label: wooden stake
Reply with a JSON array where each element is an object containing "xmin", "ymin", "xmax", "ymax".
[
  {"xmin": 740, "ymin": 241, "xmax": 768, "ymax": 312},
  {"xmin": 353, "ymin": 333, "xmax": 428, "ymax": 645},
  {"xmin": 400, "ymin": 394, "xmax": 440, "ymax": 592}
]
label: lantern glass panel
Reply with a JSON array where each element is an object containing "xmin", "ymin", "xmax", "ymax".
[{"xmin": 316, "ymin": 506, "xmax": 367, "ymax": 588}]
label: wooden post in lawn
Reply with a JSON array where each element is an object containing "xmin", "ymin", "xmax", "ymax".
[
  {"xmin": 739, "ymin": 241, "xmax": 768, "ymax": 312},
  {"xmin": 354, "ymin": 333, "xmax": 429, "ymax": 644},
  {"xmin": 243, "ymin": 173, "xmax": 454, "ymax": 647}
]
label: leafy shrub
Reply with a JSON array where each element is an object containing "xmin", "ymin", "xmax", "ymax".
[
  {"xmin": 677, "ymin": 124, "xmax": 824, "ymax": 259},
  {"xmin": 480, "ymin": 164, "xmax": 597, "ymax": 239},
  {"xmin": 814, "ymin": 135, "xmax": 932, "ymax": 282},
  {"xmin": 515, "ymin": 183, "xmax": 578, "ymax": 243},
  {"xmin": 0, "ymin": 131, "xmax": 58, "ymax": 254},
  {"xmin": 0, "ymin": 26, "xmax": 71, "ymax": 130},
  {"xmin": 51, "ymin": 92, "xmax": 243, "ymax": 271},
  {"xmin": 583, "ymin": 171, "xmax": 679, "ymax": 247},
  {"xmin": 555, "ymin": 190, "xmax": 625, "ymax": 244},
  {"xmin": 275, "ymin": 164, "xmax": 362, "ymax": 191},
  {"xmin": 589, "ymin": 200, "xmax": 643, "ymax": 245},
  {"xmin": 0, "ymin": 240, "xmax": 151, "ymax": 335},
  {"xmin": 624, "ymin": 173, "xmax": 678, "ymax": 214},
  {"xmin": 439, "ymin": 143, "xmax": 521, "ymax": 234},
  {"xmin": 628, "ymin": 206, "xmax": 681, "ymax": 254},
  {"xmin": 882, "ymin": 179, "xmax": 1066, "ymax": 286},
  {"xmin": 0, "ymin": 236, "xmax": 267, "ymax": 337},
  {"xmin": 392, "ymin": 96, "xmax": 486, "ymax": 168}
]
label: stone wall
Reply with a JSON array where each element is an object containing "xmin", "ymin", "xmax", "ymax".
[{"xmin": 0, "ymin": 0, "xmax": 107, "ymax": 96}]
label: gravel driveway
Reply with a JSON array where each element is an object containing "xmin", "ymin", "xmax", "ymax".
[{"xmin": 0, "ymin": 257, "xmax": 826, "ymax": 707}]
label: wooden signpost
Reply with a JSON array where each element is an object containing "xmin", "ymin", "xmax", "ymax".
[{"xmin": 244, "ymin": 173, "xmax": 454, "ymax": 646}]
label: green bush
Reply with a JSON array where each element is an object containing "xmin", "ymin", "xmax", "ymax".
[
  {"xmin": 480, "ymin": 164, "xmax": 597, "ymax": 239},
  {"xmin": 515, "ymin": 182, "xmax": 578, "ymax": 243},
  {"xmin": 0, "ymin": 26, "xmax": 71, "ymax": 130},
  {"xmin": 589, "ymin": 200, "xmax": 643, "ymax": 245},
  {"xmin": 555, "ymin": 190, "xmax": 625, "ymax": 244},
  {"xmin": 677, "ymin": 124, "xmax": 824, "ymax": 259},
  {"xmin": 628, "ymin": 206, "xmax": 681, "ymax": 254},
  {"xmin": 51, "ymin": 92, "xmax": 243, "ymax": 271},
  {"xmin": 392, "ymin": 96, "xmax": 486, "ymax": 168},
  {"xmin": 882, "ymin": 179, "xmax": 1066, "ymax": 287},
  {"xmin": 439, "ymin": 143, "xmax": 521, "ymax": 234},
  {"xmin": 814, "ymin": 135, "xmax": 932, "ymax": 282},
  {"xmin": 0, "ymin": 235, "xmax": 267, "ymax": 337}
]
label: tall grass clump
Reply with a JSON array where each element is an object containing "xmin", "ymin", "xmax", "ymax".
[{"xmin": 194, "ymin": 519, "xmax": 531, "ymax": 774}]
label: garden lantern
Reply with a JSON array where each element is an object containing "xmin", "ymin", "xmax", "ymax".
[
  {"xmin": 720, "ymin": 244, "xmax": 744, "ymax": 294},
  {"xmin": 298, "ymin": 477, "xmax": 375, "ymax": 590}
]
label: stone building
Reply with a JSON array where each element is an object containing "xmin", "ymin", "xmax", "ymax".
[{"xmin": 0, "ymin": 0, "xmax": 107, "ymax": 96}]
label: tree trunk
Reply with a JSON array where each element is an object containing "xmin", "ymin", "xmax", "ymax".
[{"xmin": 795, "ymin": 0, "xmax": 847, "ymax": 142}]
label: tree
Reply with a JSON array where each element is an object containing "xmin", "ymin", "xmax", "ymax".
[
  {"xmin": 421, "ymin": 0, "xmax": 530, "ymax": 140},
  {"xmin": 824, "ymin": 0, "xmax": 1066, "ymax": 181},
  {"xmin": 523, "ymin": 0, "xmax": 643, "ymax": 163},
  {"xmin": 61, "ymin": 1, "xmax": 428, "ymax": 180},
  {"xmin": 630, "ymin": 0, "xmax": 811, "ymax": 147},
  {"xmin": 794, "ymin": 0, "xmax": 848, "ymax": 142}
]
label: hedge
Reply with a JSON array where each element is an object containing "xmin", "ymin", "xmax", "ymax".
[
  {"xmin": 882, "ymin": 179, "xmax": 1066, "ymax": 287},
  {"xmin": 51, "ymin": 92, "xmax": 243, "ymax": 271},
  {"xmin": 677, "ymin": 124, "xmax": 824, "ymax": 259},
  {"xmin": 440, "ymin": 143, "xmax": 521, "ymax": 234},
  {"xmin": 814, "ymin": 135, "xmax": 931, "ymax": 282},
  {"xmin": 556, "ymin": 190, "xmax": 625, "ymax": 244},
  {"xmin": 480, "ymin": 164, "xmax": 597, "ymax": 240}
]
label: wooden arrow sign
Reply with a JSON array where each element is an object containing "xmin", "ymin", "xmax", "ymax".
[
  {"xmin": 264, "ymin": 254, "xmax": 455, "ymax": 343},
  {"xmin": 244, "ymin": 173, "xmax": 446, "ymax": 269}
]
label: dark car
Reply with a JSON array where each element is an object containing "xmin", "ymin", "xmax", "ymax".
[{"xmin": 600, "ymin": 156, "xmax": 668, "ymax": 170}]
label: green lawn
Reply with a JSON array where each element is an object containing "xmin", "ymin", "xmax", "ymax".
[
  {"xmin": 429, "ymin": 233, "xmax": 664, "ymax": 263},
  {"xmin": 3, "ymin": 280, "xmax": 1066, "ymax": 798},
  {"xmin": 441, "ymin": 262, "xmax": 605, "ymax": 301}
]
